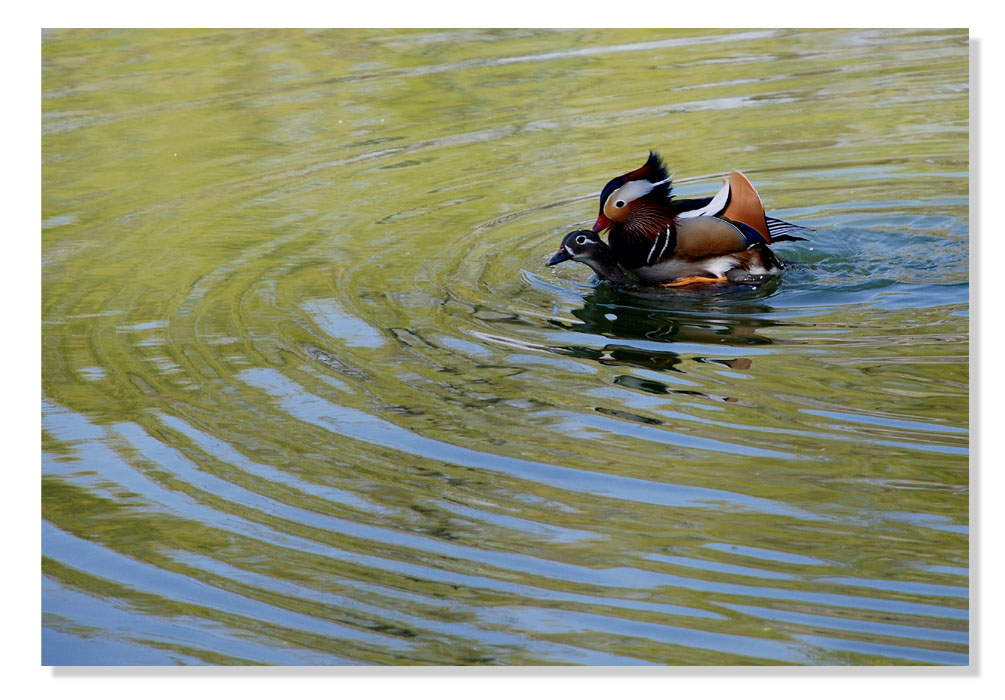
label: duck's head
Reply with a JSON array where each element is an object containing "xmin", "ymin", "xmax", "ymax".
[
  {"xmin": 546, "ymin": 229, "xmax": 608, "ymax": 267},
  {"xmin": 546, "ymin": 229, "xmax": 636, "ymax": 286},
  {"xmin": 592, "ymin": 151, "xmax": 673, "ymax": 233}
]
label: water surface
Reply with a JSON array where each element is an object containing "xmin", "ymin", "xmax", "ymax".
[{"xmin": 42, "ymin": 28, "xmax": 969, "ymax": 665}]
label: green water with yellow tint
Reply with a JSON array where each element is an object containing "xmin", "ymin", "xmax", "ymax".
[{"xmin": 42, "ymin": 28, "xmax": 968, "ymax": 665}]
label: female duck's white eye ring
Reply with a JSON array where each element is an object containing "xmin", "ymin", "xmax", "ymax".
[
  {"xmin": 575, "ymin": 235, "xmax": 587, "ymax": 245},
  {"xmin": 614, "ymin": 200, "xmax": 625, "ymax": 208}
]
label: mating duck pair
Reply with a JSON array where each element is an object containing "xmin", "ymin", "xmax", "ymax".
[{"xmin": 547, "ymin": 151, "xmax": 808, "ymax": 287}]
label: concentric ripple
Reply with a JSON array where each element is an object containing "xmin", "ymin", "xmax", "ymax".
[{"xmin": 43, "ymin": 28, "xmax": 968, "ymax": 665}]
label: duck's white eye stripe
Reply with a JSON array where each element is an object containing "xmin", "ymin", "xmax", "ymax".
[{"xmin": 612, "ymin": 179, "xmax": 657, "ymax": 204}]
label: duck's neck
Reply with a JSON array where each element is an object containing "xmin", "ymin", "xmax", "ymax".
[{"xmin": 583, "ymin": 245, "xmax": 638, "ymax": 286}]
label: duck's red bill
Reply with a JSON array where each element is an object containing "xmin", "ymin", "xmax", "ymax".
[{"xmin": 592, "ymin": 214, "xmax": 612, "ymax": 233}]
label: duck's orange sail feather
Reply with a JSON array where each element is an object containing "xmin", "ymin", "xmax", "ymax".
[{"xmin": 721, "ymin": 170, "xmax": 770, "ymax": 242}]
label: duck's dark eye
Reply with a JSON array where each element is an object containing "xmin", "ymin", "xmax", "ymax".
[
  {"xmin": 614, "ymin": 200, "xmax": 625, "ymax": 208},
  {"xmin": 575, "ymin": 235, "xmax": 587, "ymax": 245}
]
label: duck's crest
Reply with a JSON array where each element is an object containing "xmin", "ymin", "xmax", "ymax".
[
  {"xmin": 598, "ymin": 151, "xmax": 675, "ymax": 219},
  {"xmin": 625, "ymin": 150, "xmax": 672, "ymax": 200}
]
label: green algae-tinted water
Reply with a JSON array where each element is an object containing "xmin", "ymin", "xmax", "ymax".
[{"xmin": 42, "ymin": 28, "xmax": 968, "ymax": 665}]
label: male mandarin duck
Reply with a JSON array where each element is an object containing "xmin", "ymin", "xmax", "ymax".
[{"xmin": 547, "ymin": 151, "xmax": 808, "ymax": 287}]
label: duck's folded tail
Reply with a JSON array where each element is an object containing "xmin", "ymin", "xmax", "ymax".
[{"xmin": 765, "ymin": 216, "xmax": 813, "ymax": 242}]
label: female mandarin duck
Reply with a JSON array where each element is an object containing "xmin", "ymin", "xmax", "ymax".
[{"xmin": 547, "ymin": 151, "xmax": 807, "ymax": 287}]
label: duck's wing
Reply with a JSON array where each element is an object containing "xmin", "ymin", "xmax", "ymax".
[
  {"xmin": 719, "ymin": 170, "xmax": 770, "ymax": 242},
  {"xmin": 676, "ymin": 176, "xmax": 731, "ymax": 219},
  {"xmin": 634, "ymin": 216, "xmax": 750, "ymax": 267},
  {"xmin": 672, "ymin": 216, "xmax": 751, "ymax": 258},
  {"xmin": 677, "ymin": 171, "xmax": 812, "ymax": 245},
  {"xmin": 723, "ymin": 172, "xmax": 814, "ymax": 241},
  {"xmin": 635, "ymin": 226, "xmax": 777, "ymax": 284}
]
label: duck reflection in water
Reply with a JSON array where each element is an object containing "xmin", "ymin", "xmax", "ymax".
[
  {"xmin": 551, "ymin": 282, "xmax": 782, "ymax": 346},
  {"xmin": 548, "ymin": 284, "xmax": 782, "ymax": 403}
]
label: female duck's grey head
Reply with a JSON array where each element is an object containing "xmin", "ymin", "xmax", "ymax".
[
  {"xmin": 546, "ymin": 229, "xmax": 606, "ymax": 267},
  {"xmin": 546, "ymin": 229, "xmax": 634, "ymax": 285}
]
